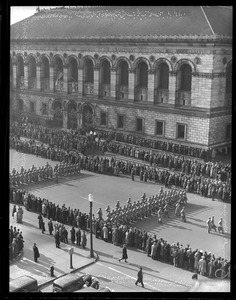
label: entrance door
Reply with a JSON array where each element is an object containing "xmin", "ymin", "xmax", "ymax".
[
  {"xmin": 52, "ymin": 100, "xmax": 63, "ymax": 127},
  {"xmin": 82, "ymin": 105, "xmax": 93, "ymax": 133},
  {"xmin": 67, "ymin": 102, "xmax": 77, "ymax": 129}
]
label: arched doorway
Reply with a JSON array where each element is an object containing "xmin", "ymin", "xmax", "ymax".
[
  {"xmin": 52, "ymin": 99, "xmax": 63, "ymax": 127},
  {"xmin": 67, "ymin": 101, "xmax": 77, "ymax": 129},
  {"xmin": 82, "ymin": 104, "xmax": 94, "ymax": 132}
]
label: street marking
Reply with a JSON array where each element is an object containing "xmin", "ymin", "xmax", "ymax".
[{"xmin": 97, "ymin": 262, "xmax": 162, "ymax": 291}]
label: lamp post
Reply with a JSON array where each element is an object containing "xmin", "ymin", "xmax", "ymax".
[
  {"xmin": 88, "ymin": 194, "xmax": 94, "ymax": 258},
  {"xmin": 89, "ymin": 130, "xmax": 96, "ymax": 158}
]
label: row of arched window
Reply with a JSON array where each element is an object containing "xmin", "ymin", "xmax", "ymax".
[{"xmin": 10, "ymin": 54, "xmax": 232, "ymax": 105}]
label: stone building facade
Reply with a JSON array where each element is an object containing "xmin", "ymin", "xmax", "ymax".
[{"xmin": 10, "ymin": 6, "xmax": 232, "ymax": 151}]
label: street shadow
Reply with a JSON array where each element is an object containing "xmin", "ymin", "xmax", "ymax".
[
  {"xmin": 184, "ymin": 220, "xmax": 206, "ymax": 229},
  {"xmin": 92, "ymin": 249, "xmax": 114, "ymax": 259},
  {"xmin": 210, "ymin": 232, "xmax": 231, "ymax": 239},
  {"xmin": 20, "ymin": 220, "xmax": 39, "ymax": 229}
]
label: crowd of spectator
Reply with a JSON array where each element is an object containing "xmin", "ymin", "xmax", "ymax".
[
  {"xmin": 10, "ymin": 134, "xmax": 231, "ymax": 202},
  {"xmin": 9, "ymin": 186, "xmax": 229, "ymax": 279},
  {"xmin": 9, "ymin": 226, "xmax": 24, "ymax": 261}
]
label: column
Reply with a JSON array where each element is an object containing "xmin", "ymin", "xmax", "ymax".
[
  {"xmin": 77, "ymin": 67, "xmax": 83, "ymax": 95},
  {"xmin": 168, "ymin": 71, "xmax": 177, "ymax": 105},
  {"xmin": 128, "ymin": 69, "xmax": 135, "ymax": 100},
  {"xmin": 63, "ymin": 64, "xmax": 68, "ymax": 93},
  {"xmin": 49, "ymin": 64, "xmax": 54, "ymax": 91},
  {"xmin": 24, "ymin": 64, "xmax": 29, "ymax": 89},
  {"xmin": 110, "ymin": 68, "xmax": 117, "ymax": 98},
  {"xmin": 12, "ymin": 63, "xmax": 17, "ymax": 88},
  {"xmin": 147, "ymin": 70, "xmax": 155, "ymax": 103},
  {"xmin": 94, "ymin": 67, "xmax": 99, "ymax": 96},
  {"xmin": 36, "ymin": 63, "xmax": 41, "ymax": 90}
]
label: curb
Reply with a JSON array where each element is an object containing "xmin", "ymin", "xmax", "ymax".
[{"xmin": 37, "ymin": 252, "xmax": 99, "ymax": 290}]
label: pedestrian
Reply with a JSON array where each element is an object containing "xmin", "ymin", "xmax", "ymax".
[
  {"xmin": 12, "ymin": 205, "xmax": 17, "ymax": 217},
  {"xmin": 82, "ymin": 230, "xmax": 87, "ymax": 248},
  {"xmin": 38, "ymin": 213, "xmax": 43, "ymax": 229},
  {"xmin": 48, "ymin": 218, "xmax": 53, "ymax": 235},
  {"xmin": 54, "ymin": 230, "xmax": 60, "ymax": 248},
  {"xmin": 41, "ymin": 219, "xmax": 46, "ymax": 234},
  {"xmin": 33, "ymin": 243, "xmax": 40, "ymax": 263},
  {"xmin": 218, "ymin": 217, "xmax": 224, "ymax": 234},
  {"xmin": 119, "ymin": 244, "xmax": 128, "ymax": 263},
  {"xmin": 76, "ymin": 228, "xmax": 81, "ymax": 246},
  {"xmin": 135, "ymin": 267, "xmax": 144, "ymax": 288},
  {"xmin": 70, "ymin": 226, "xmax": 76, "ymax": 244},
  {"xmin": 206, "ymin": 217, "xmax": 211, "ymax": 233}
]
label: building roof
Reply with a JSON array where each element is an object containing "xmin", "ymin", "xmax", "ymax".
[{"xmin": 11, "ymin": 6, "xmax": 232, "ymax": 40}]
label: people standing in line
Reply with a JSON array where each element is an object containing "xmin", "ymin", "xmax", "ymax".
[
  {"xmin": 76, "ymin": 228, "xmax": 81, "ymax": 246},
  {"xmin": 33, "ymin": 243, "xmax": 40, "ymax": 263},
  {"xmin": 38, "ymin": 213, "xmax": 43, "ymax": 229},
  {"xmin": 41, "ymin": 219, "xmax": 46, "ymax": 234},
  {"xmin": 119, "ymin": 244, "xmax": 128, "ymax": 263},
  {"xmin": 54, "ymin": 230, "xmax": 60, "ymax": 248},
  {"xmin": 135, "ymin": 267, "xmax": 144, "ymax": 288},
  {"xmin": 70, "ymin": 226, "xmax": 76, "ymax": 244},
  {"xmin": 82, "ymin": 230, "xmax": 87, "ymax": 248},
  {"xmin": 48, "ymin": 218, "xmax": 54, "ymax": 235}
]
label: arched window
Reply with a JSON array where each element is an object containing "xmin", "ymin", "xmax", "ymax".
[
  {"xmin": 28, "ymin": 56, "xmax": 36, "ymax": 78},
  {"xmin": 84, "ymin": 59, "xmax": 94, "ymax": 83},
  {"xmin": 159, "ymin": 63, "xmax": 169, "ymax": 89},
  {"xmin": 119, "ymin": 61, "xmax": 128, "ymax": 86},
  {"xmin": 69, "ymin": 58, "xmax": 78, "ymax": 81},
  {"xmin": 137, "ymin": 61, "xmax": 148, "ymax": 87},
  {"xmin": 54, "ymin": 57, "xmax": 63, "ymax": 81},
  {"xmin": 180, "ymin": 64, "xmax": 192, "ymax": 91},
  {"xmin": 41, "ymin": 56, "xmax": 49, "ymax": 78},
  {"xmin": 101, "ymin": 60, "xmax": 110, "ymax": 84},
  {"xmin": 17, "ymin": 56, "xmax": 24, "ymax": 77}
]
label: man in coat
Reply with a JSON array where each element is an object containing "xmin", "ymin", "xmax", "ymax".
[
  {"xmin": 48, "ymin": 218, "xmax": 53, "ymax": 235},
  {"xmin": 119, "ymin": 244, "xmax": 128, "ymax": 263},
  {"xmin": 33, "ymin": 243, "xmax": 40, "ymax": 263},
  {"xmin": 135, "ymin": 267, "xmax": 144, "ymax": 288}
]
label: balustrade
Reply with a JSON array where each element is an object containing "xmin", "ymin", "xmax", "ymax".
[
  {"xmin": 28, "ymin": 77, "xmax": 36, "ymax": 89},
  {"xmin": 176, "ymin": 90, "xmax": 191, "ymax": 106},
  {"xmin": 134, "ymin": 86, "xmax": 148, "ymax": 101},
  {"xmin": 55, "ymin": 80, "xmax": 64, "ymax": 92},
  {"xmin": 154, "ymin": 88, "xmax": 169, "ymax": 104},
  {"xmin": 100, "ymin": 83, "xmax": 111, "ymax": 97},
  {"xmin": 41, "ymin": 78, "xmax": 50, "ymax": 90},
  {"xmin": 83, "ymin": 82, "xmax": 94, "ymax": 95},
  {"xmin": 68, "ymin": 82, "xmax": 78, "ymax": 93},
  {"xmin": 116, "ymin": 85, "xmax": 128, "ymax": 99}
]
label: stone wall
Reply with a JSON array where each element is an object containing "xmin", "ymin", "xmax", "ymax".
[{"xmin": 208, "ymin": 114, "xmax": 231, "ymax": 146}]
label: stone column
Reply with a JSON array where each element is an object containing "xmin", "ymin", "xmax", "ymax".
[
  {"xmin": 168, "ymin": 71, "xmax": 177, "ymax": 105},
  {"xmin": 36, "ymin": 63, "xmax": 41, "ymax": 90},
  {"xmin": 49, "ymin": 63, "xmax": 54, "ymax": 91},
  {"xmin": 63, "ymin": 64, "xmax": 68, "ymax": 93},
  {"xmin": 110, "ymin": 68, "xmax": 117, "ymax": 98},
  {"xmin": 147, "ymin": 69, "xmax": 155, "ymax": 102},
  {"xmin": 128, "ymin": 69, "xmax": 135, "ymax": 100},
  {"xmin": 23, "ymin": 63, "xmax": 29, "ymax": 89},
  {"xmin": 78, "ymin": 67, "xmax": 83, "ymax": 95},
  {"xmin": 12, "ymin": 63, "xmax": 17, "ymax": 88},
  {"xmin": 94, "ymin": 67, "xmax": 100, "ymax": 96}
]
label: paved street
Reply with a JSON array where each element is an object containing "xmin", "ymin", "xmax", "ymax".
[
  {"xmin": 10, "ymin": 149, "xmax": 231, "ymax": 259},
  {"xmin": 9, "ymin": 149, "xmax": 231, "ymax": 292}
]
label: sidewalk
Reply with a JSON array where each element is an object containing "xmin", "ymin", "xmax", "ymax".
[{"xmin": 9, "ymin": 203, "xmax": 98, "ymax": 289}]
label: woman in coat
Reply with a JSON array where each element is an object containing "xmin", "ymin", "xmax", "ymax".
[
  {"xmin": 119, "ymin": 244, "xmax": 128, "ymax": 263},
  {"xmin": 82, "ymin": 231, "xmax": 87, "ymax": 248},
  {"xmin": 70, "ymin": 227, "xmax": 76, "ymax": 244},
  {"xmin": 17, "ymin": 206, "xmax": 23, "ymax": 223}
]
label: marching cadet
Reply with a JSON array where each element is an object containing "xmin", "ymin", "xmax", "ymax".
[{"xmin": 157, "ymin": 208, "xmax": 163, "ymax": 223}]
